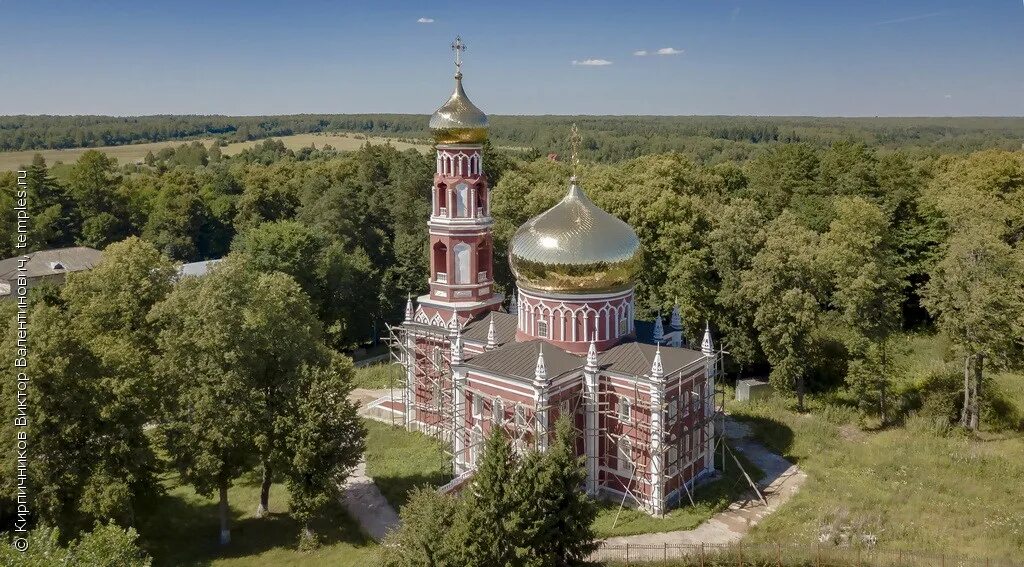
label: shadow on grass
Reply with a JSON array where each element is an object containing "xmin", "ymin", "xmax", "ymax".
[
  {"xmin": 139, "ymin": 476, "xmax": 374, "ymax": 567},
  {"xmin": 729, "ymin": 414, "xmax": 797, "ymax": 463},
  {"xmin": 374, "ymin": 471, "xmax": 453, "ymax": 511}
]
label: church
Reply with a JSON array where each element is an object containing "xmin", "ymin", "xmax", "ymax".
[{"xmin": 387, "ymin": 39, "xmax": 720, "ymax": 516}]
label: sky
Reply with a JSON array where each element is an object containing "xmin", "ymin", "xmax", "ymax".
[{"xmin": 1, "ymin": 0, "xmax": 1022, "ymax": 117}]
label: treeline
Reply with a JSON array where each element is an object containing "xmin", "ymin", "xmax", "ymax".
[{"xmin": 5, "ymin": 113, "xmax": 1024, "ymax": 159}]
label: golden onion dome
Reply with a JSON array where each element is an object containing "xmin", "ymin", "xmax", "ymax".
[
  {"xmin": 430, "ymin": 73, "xmax": 488, "ymax": 144},
  {"xmin": 509, "ymin": 178, "xmax": 642, "ymax": 294}
]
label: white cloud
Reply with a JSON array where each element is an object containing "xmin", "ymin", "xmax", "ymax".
[
  {"xmin": 656, "ymin": 47, "xmax": 684, "ymax": 55},
  {"xmin": 417, "ymin": 17, "xmax": 434, "ymax": 23},
  {"xmin": 633, "ymin": 50, "xmax": 648, "ymax": 56},
  {"xmin": 572, "ymin": 59, "xmax": 613, "ymax": 66}
]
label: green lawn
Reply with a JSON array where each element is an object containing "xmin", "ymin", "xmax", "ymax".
[
  {"xmin": 725, "ymin": 334, "xmax": 1024, "ymax": 560},
  {"xmin": 138, "ymin": 470, "xmax": 380, "ymax": 567},
  {"xmin": 352, "ymin": 363, "xmax": 403, "ymax": 390},
  {"xmin": 593, "ymin": 452, "xmax": 763, "ymax": 538},
  {"xmin": 363, "ymin": 419, "xmax": 452, "ymax": 510}
]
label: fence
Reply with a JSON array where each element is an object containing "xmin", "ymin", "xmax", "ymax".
[{"xmin": 595, "ymin": 542, "xmax": 1022, "ymax": 567}]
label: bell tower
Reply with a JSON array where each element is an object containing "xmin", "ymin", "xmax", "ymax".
[{"xmin": 418, "ymin": 37, "xmax": 503, "ymax": 326}]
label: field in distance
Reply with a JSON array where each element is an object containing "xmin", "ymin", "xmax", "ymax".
[{"xmin": 0, "ymin": 132, "xmax": 430, "ymax": 171}]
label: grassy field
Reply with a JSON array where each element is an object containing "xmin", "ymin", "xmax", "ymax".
[
  {"xmin": 725, "ymin": 334, "xmax": 1024, "ymax": 560},
  {"xmin": 139, "ymin": 471, "xmax": 380, "ymax": 567},
  {"xmin": 352, "ymin": 363, "xmax": 403, "ymax": 390},
  {"xmin": 364, "ymin": 419, "xmax": 452, "ymax": 510},
  {"xmin": 0, "ymin": 132, "xmax": 429, "ymax": 171},
  {"xmin": 593, "ymin": 452, "xmax": 764, "ymax": 538}
]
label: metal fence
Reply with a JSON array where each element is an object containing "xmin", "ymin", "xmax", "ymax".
[{"xmin": 595, "ymin": 542, "xmax": 1022, "ymax": 567}]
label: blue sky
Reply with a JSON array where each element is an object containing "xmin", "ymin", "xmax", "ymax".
[{"xmin": 1, "ymin": 0, "xmax": 1022, "ymax": 116}]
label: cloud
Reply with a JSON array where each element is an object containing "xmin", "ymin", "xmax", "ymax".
[
  {"xmin": 633, "ymin": 50, "xmax": 648, "ymax": 56},
  {"xmin": 417, "ymin": 17, "xmax": 434, "ymax": 23},
  {"xmin": 572, "ymin": 59, "xmax": 613, "ymax": 66},
  {"xmin": 872, "ymin": 12, "xmax": 942, "ymax": 26},
  {"xmin": 944, "ymin": 94, "xmax": 953, "ymax": 99},
  {"xmin": 656, "ymin": 47, "xmax": 684, "ymax": 55}
]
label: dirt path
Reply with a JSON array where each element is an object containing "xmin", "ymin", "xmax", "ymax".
[
  {"xmin": 590, "ymin": 417, "xmax": 806, "ymax": 561},
  {"xmin": 341, "ymin": 457, "xmax": 400, "ymax": 542}
]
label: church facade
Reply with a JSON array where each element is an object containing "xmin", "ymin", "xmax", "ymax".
[{"xmin": 389, "ymin": 40, "xmax": 719, "ymax": 516}]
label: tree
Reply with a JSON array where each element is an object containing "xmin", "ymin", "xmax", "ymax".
[
  {"xmin": 382, "ymin": 487, "xmax": 461, "ymax": 567},
  {"xmin": 923, "ymin": 226, "xmax": 1024, "ymax": 430},
  {"xmin": 281, "ymin": 357, "xmax": 366, "ymax": 548},
  {"xmin": 509, "ymin": 417, "xmax": 598, "ymax": 566},
  {"xmin": 454, "ymin": 428, "xmax": 520, "ymax": 567},
  {"xmin": 142, "ymin": 169, "xmax": 211, "ymax": 260},
  {"xmin": 24, "ymin": 154, "xmax": 80, "ymax": 249},
  {"xmin": 68, "ymin": 150, "xmax": 128, "ymax": 247},
  {"xmin": 740, "ymin": 211, "xmax": 827, "ymax": 410},
  {"xmin": 0, "ymin": 523, "xmax": 151, "ymax": 567},
  {"xmin": 822, "ymin": 197, "xmax": 903, "ymax": 423}
]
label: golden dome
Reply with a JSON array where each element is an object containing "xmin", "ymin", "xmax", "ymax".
[
  {"xmin": 429, "ymin": 73, "xmax": 488, "ymax": 145},
  {"xmin": 509, "ymin": 178, "xmax": 642, "ymax": 294}
]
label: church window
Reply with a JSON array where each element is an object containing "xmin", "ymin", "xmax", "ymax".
[
  {"xmin": 493, "ymin": 397, "xmax": 503, "ymax": 425},
  {"xmin": 537, "ymin": 320, "xmax": 548, "ymax": 338},
  {"xmin": 453, "ymin": 243, "xmax": 471, "ymax": 284},
  {"xmin": 618, "ymin": 396, "xmax": 632, "ymax": 422},
  {"xmin": 559, "ymin": 398, "xmax": 570, "ymax": 417},
  {"xmin": 471, "ymin": 426, "xmax": 483, "ymax": 465},
  {"xmin": 514, "ymin": 403, "xmax": 526, "ymax": 426},
  {"xmin": 668, "ymin": 445, "xmax": 679, "ymax": 475},
  {"xmin": 472, "ymin": 394, "xmax": 485, "ymax": 420},
  {"xmin": 616, "ymin": 437, "xmax": 632, "ymax": 475},
  {"xmin": 432, "ymin": 346, "xmax": 443, "ymax": 369},
  {"xmin": 618, "ymin": 317, "xmax": 628, "ymax": 337},
  {"xmin": 455, "ymin": 182, "xmax": 470, "ymax": 217},
  {"xmin": 667, "ymin": 397, "xmax": 678, "ymax": 422}
]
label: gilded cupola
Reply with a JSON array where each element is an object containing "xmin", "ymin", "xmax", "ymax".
[
  {"xmin": 429, "ymin": 36, "xmax": 488, "ymax": 144},
  {"xmin": 508, "ymin": 177, "xmax": 643, "ymax": 294}
]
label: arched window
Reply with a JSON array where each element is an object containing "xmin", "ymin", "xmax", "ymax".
[
  {"xmin": 492, "ymin": 397, "xmax": 504, "ymax": 425},
  {"xmin": 514, "ymin": 403, "xmax": 526, "ymax": 427},
  {"xmin": 476, "ymin": 185, "xmax": 486, "ymax": 215},
  {"xmin": 668, "ymin": 445, "xmax": 679, "ymax": 475},
  {"xmin": 453, "ymin": 243, "xmax": 471, "ymax": 284},
  {"xmin": 477, "ymin": 243, "xmax": 490, "ymax": 280},
  {"xmin": 455, "ymin": 182, "xmax": 470, "ymax": 217},
  {"xmin": 618, "ymin": 397, "xmax": 632, "ymax": 422},
  {"xmin": 436, "ymin": 183, "xmax": 448, "ymax": 214},
  {"xmin": 617, "ymin": 437, "xmax": 632, "ymax": 474},
  {"xmin": 432, "ymin": 242, "xmax": 448, "ymax": 282}
]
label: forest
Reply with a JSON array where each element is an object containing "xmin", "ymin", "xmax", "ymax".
[{"xmin": 1, "ymin": 124, "xmax": 1022, "ymax": 563}]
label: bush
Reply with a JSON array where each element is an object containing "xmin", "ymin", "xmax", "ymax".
[{"xmin": 896, "ymin": 365, "xmax": 1022, "ymax": 432}]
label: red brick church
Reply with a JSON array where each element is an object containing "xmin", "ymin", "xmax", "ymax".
[{"xmin": 389, "ymin": 38, "xmax": 719, "ymax": 516}]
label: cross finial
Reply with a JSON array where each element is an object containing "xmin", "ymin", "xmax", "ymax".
[
  {"xmin": 569, "ymin": 123, "xmax": 582, "ymax": 179},
  {"xmin": 451, "ymin": 36, "xmax": 466, "ymax": 77}
]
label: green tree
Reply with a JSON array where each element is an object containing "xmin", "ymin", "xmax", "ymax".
[
  {"xmin": 68, "ymin": 150, "xmax": 128, "ymax": 247},
  {"xmin": 822, "ymin": 197, "xmax": 904, "ymax": 423},
  {"xmin": 24, "ymin": 154, "xmax": 80, "ymax": 249},
  {"xmin": 923, "ymin": 227, "xmax": 1024, "ymax": 430},
  {"xmin": 0, "ymin": 523, "xmax": 151, "ymax": 567},
  {"xmin": 142, "ymin": 170, "xmax": 211, "ymax": 260},
  {"xmin": 281, "ymin": 357, "xmax": 365, "ymax": 548},
  {"xmin": 509, "ymin": 417, "xmax": 598, "ymax": 566},
  {"xmin": 382, "ymin": 487, "xmax": 462, "ymax": 567},
  {"xmin": 740, "ymin": 211, "xmax": 827, "ymax": 410},
  {"xmin": 454, "ymin": 428, "xmax": 520, "ymax": 567}
]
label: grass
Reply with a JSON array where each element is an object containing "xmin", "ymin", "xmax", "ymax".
[
  {"xmin": 363, "ymin": 419, "xmax": 452, "ymax": 510},
  {"xmin": 138, "ymin": 470, "xmax": 380, "ymax": 567},
  {"xmin": 0, "ymin": 132, "xmax": 429, "ymax": 171},
  {"xmin": 352, "ymin": 363, "xmax": 403, "ymax": 390},
  {"xmin": 724, "ymin": 334, "xmax": 1024, "ymax": 560},
  {"xmin": 593, "ymin": 452, "xmax": 764, "ymax": 538}
]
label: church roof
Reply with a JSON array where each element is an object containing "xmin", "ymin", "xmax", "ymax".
[
  {"xmin": 461, "ymin": 311, "xmax": 517, "ymax": 345},
  {"xmin": 598, "ymin": 341, "xmax": 704, "ymax": 377},
  {"xmin": 0, "ymin": 246, "xmax": 103, "ymax": 282},
  {"xmin": 464, "ymin": 339, "xmax": 583, "ymax": 381}
]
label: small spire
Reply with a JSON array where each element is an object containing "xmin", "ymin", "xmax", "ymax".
[
  {"xmin": 486, "ymin": 315, "xmax": 497, "ymax": 349},
  {"xmin": 448, "ymin": 312, "xmax": 459, "ymax": 338},
  {"xmin": 405, "ymin": 293, "xmax": 414, "ymax": 322},
  {"xmin": 653, "ymin": 311, "xmax": 665, "ymax": 344},
  {"xmin": 534, "ymin": 344, "xmax": 547, "ymax": 386},
  {"xmin": 508, "ymin": 291, "xmax": 518, "ymax": 316},
  {"xmin": 651, "ymin": 343, "xmax": 664, "ymax": 380},
  {"xmin": 569, "ymin": 123, "xmax": 582, "ymax": 179},
  {"xmin": 670, "ymin": 303, "xmax": 681, "ymax": 331},
  {"xmin": 701, "ymin": 321, "xmax": 714, "ymax": 356},
  {"xmin": 451, "ymin": 330, "xmax": 463, "ymax": 366},
  {"xmin": 586, "ymin": 336, "xmax": 599, "ymax": 372}
]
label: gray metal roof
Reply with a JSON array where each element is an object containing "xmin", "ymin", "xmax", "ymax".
[
  {"xmin": 598, "ymin": 341, "xmax": 705, "ymax": 377},
  {"xmin": 464, "ymin": 339, "xmax": 583, "ymax": 381},
  {"xmin": 0, "ymin": 247, "xmax": 103, "ymax": 281},
  {"xmin": 461, "ymin": 310, "xmax": 517, "ymax": 345},
  {"xmin": 178, "ymin": 258, "xmax": 223, "ymax": 278}
]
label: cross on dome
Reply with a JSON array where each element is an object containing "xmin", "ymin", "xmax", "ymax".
[{"xmin": 451, "ymin": 36, "xmax": 466, "ymax": 77}]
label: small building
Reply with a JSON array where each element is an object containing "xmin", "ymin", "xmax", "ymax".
[
  {"xmin": 178, "ymin": 258, "xmax": 223, "ymax": 278},
  {"xmin": 0, "ymin": 246, "xmax": 103, "ymax": 298}
]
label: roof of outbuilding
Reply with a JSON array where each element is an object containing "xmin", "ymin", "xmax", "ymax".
[
  {"xmin": 461, "ymin": 310, "xmax": 517, "ymax": 345},
  {"xmin": 598, "ymin": 341, "xmax": 705, "ymax": 377},
  {"xmin": 463, "ymin": 339, "xmax": 583, "ymax": 381},
  {"xmin": 0, "ymin": 247, "xmax": 103, "ymax": 281}
]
